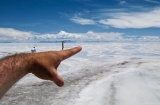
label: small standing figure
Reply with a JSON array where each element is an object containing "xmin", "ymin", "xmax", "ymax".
[
  {"xmin": 31, "ymin": 47, "xmax": 36, "ymax": 53},
  {"xmin": 62, "ymin": 41, "xmax": 66, "ymax": 50}
]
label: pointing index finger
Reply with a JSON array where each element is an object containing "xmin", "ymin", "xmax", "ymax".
[{"xmin": 59, "ymin": 46, "xmax": 82, "ymax": 61}]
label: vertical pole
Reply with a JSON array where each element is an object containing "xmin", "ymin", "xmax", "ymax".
[
  {"xmin": 62, "ymin": 41, "xmax": 66, "ymax": 50},
  {"xmin": 62, "ymin": 41, "xmax": 64, "ymax": 50}
]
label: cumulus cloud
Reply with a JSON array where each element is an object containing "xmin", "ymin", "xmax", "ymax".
[
  {"xmin": 31, "ymin": 30, "xmax": 160, "ymax": 42},
  {"xmin": 139, "ymin": 36, "xmax": 160, "ymax": 41},
  {"xmin": 99, "ymin": 8, "xmax": 160, "ymax": 28},
  {"xmin": 70, "ymin": 17, "xmax": 96, "ymax": 25},
  {"xmin": 26, "ymin": 30, "xmax": 160, "ymax": 42},
  {"xmin": 33, "ymin": 30, "xmax": 123, "ymax": 41},
  {"xmin": 0, "ymin": 28, "xmax": 159, "ymax": 42},
  {"xmin": 0, "ymin": 28, "xmax": 34, "ymax": 41},
  {"xmin": 34, "ymin": 30, "xmax": 84, "ymax": 40},
  {"xmin": 0, "ymin": 28, "xmax": 124, "ymax": 42}
]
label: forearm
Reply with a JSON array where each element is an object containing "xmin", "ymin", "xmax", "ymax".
[{"xmin": 0, "ymin": 53, "xmax": 31, "ymax": 99}]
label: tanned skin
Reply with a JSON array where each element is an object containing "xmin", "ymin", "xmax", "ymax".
[{"xmin": 0, "ymin": 46, "xmax": 82, "ymax": 99}]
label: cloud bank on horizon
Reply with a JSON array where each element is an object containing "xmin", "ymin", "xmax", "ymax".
[
  {"xmin": 0, "ymin": 28, "xmax": 159, "ymax": 42},
  {"xmin": 0, "ymin": 0, "xmax": 160, "ymax": 42}
]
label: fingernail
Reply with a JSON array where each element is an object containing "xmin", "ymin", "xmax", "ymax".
[
  {"xmin": 76, "ymin": 46, "xmax": 82, "ymax": 50},
  {"xmin": 58, "ymin": 81, "xmax": 64, "ymax": 87}
]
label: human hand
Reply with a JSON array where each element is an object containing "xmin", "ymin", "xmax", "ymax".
[{"xmin": 29, "ymin": 46, "xmax": 82, "ymax": 87}]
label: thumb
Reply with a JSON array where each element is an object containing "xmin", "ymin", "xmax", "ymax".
[{"xmin": 50, "ymin": 68, "xmax": 64, "ymax": 87}]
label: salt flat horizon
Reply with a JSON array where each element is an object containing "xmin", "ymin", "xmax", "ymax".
[{"xmin": 0, "ymin": 42, "xmax": 160, "ymax": 105}]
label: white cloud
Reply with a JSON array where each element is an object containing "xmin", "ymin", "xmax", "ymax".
[
  {"xmin": 70, "ymin": 17, "xmax": 96, "ymax": 25},
  {"xmin": 99, "ymin": 8, "xmax": 160, "ymax": 28},
  {"xmin": 0, "ymin": 28, "xmax": 34, "ymax": 39},
  {"xmin": 33, "ymin": 30, "xmax": 123, "ymax": 41},
  {"xmin": 139, "ymin": 36, "xmax": 160, "ymax": 41},
  {"xmin": 85, "ymin": 31, "xmax": 123, "ymax": 40},
  {"xmin": 120, "ymin": 1, "xmax": 126, "ymax": 4},
  {"xmin": 70, "ymin": 7, "xmax": 160, "ymax": 29},
  {"xmin": 0, "ymin": 28, "xmax": 159, "ymax": 42},
  {"xmin": 0, "ymin": 28, "xmax": 124, "ymax": 42},
  {"xmin": 145, "ymin": 0, "xmax": 160, "ymax": 3}
]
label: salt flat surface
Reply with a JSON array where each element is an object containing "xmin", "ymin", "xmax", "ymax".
[{"xmin": 0, "ymin": 42, "xmax": 160, "ymax": 105}]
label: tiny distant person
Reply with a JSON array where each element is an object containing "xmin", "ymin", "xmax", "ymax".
[
  {"xmin": 31, "ymin": 47, "xmax": 36, "ymax": 53},
  {"xmin": 0, "ymin": 46, "xmax": 82, "ymax": 99},
  {"xmin": 62, "ymin": 41, "xmax": 66, "ymax": 50}
]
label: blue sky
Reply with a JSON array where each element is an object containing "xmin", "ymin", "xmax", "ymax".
[{"xmin": 0, "ymin": 0, "xmax": 160, "ymax": 42}]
